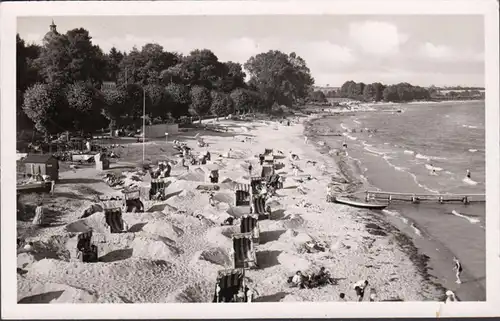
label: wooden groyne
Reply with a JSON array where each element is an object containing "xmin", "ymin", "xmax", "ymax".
[{"xmin": 365, "ymin": 190, "xmax": 485, "ymax": 205}]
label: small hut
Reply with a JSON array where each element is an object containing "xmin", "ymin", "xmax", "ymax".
[{"xmin": 23, "ymin": 154, "xmax": 59, "ymax": 182}]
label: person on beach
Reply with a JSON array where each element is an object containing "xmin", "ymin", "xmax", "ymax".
[
  {"xmin": 248, "ymin": 163, "xmax": 253, "ymax": 176},
  {"xmin": 209, "ymin": 192, "xmax": 215, "ymax": 207},
  {"xmin": 466, "ymin": 169, "xmax": 471, "ymax": 179},
  {"xmin": 453, "ymin": 257, "xmax": 463, "ymax": 284},
  {"xmin": 291, "ymin": 271, "xmax": 304, "ymax": 288},
  {"xmin": 181, "ymin": 157, "xmax": 189, "ymax": 171},
  {"xmin": 342, "ymin": 141, "xmax": 347, "ymax": 149},
  {"xmin": 369, "ymin": 288, "xmax": 377, "ymax": 302},
  {"xmin": 32, "ymin": 202, "xmax": 45, "ymax": 226},
  {"xmin": 353, "ymin": 280, "xmax": 368, "ymax": 301},
  {"xmin": 304, "ymin": 136, "xmax": 308, "ymax": 144},
  {"xmin": 292, "ymin": 165, "xmax": 299, "ymax": 177},
  {"xmin": 23, "ymin": 242, "xmax": 34, "ymax": 253},
  {"xmin": 339, "ymin": 293, "xmax": 346, "ymax": 301},
  {"xmin": 445, "ymin": 290, "xmax": 457, "ymax": 303},
  {"xmin": 259, "ymin": 154, "xmax": 264, "ymax": 165},
  {"xmin": 354, "ymin": 286, "xmax": 364, "ymax": 301}
]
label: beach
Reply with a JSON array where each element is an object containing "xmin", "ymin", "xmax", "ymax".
[{"xmin": 16, "ymin": 115, "xmax": 445, "ymax": 303}]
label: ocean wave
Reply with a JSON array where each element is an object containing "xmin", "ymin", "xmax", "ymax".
[
  {"xmin": 451, "ymin": 210, "xmax": 480, "ymax": 224},
  {"xmin": 340, "ymin": 123, "xmax": 349, "ymax": 131},
  {"xmin": 415, "ymin": 153, "xmax": 447, "ymax": 161},
  {"xmin": 382, "ymin": 209, "xmax": 409, "ymax": 224},
  {"xmin": 462, "ymin": 177, "xmax": 478, "ymax": 185},
  {"xmin": 353, "ymin": 120, "xmax": 362, "ymax": 125},
  {"xmin": 410, "ymin": 223, "xmax": 422, "ymax": 236},
  {"xmin": 462, "ymin": 125, "xmax": 478, "ymax": 129},
  {"xmin": 425, "ymin": 164, "xmax": 443, "ymax": 171},
  {"xmin": 468, "ymin": 149, "xmax": 478, "ymax": 153},
  {"xmin": 404, "ymin": 150, "xmax": 415, "ymax": 155},
  {"xmin": 364, "ymin": 146, "xmax": 386, "ymax": 156}
]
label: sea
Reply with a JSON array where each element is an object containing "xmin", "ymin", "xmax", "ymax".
[{"xmin": 311, "ymin": 101, "xmax": 486, "ymax": 300}]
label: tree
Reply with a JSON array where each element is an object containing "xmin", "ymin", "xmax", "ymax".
[
  {"xmin": 210, "ymin": 91, "xmax": 234, "ymax": 120},
  {"xmin": 102, "ymin": 86, "xmax": 127, "ymax": 133},
  {"xmin": 230, "ymin": 88, "xmax": 264, "ymax": 114},
  {"xmin": 216, "ymin": 61, "xmax": 246, "ymax": 92},
  {"xmin": 35, "ymin": 28, "xmax": 106, "ymax": 87},
  {"xmin": 339, "ymin": 81, "xmax": 356, "ymax": 98},
  {"xmin": 66, "ymin": 81, "xmax": 106, "ymax": 131},
  {"xmin": 165, "ymin": 83, "xmax": 190, "ymax": 118},
  {"xmin": 144, "ymin": 84, "xmax": 169, "ymax": 121},
  {"xmin": 362, "ymin": 84, "xmax": 376, "ymax": 101},
  {"xmin": 22, "ymin": 83, "xmax": 59, "ymax": 136},
  {"xmin": 382, "ymin": 85, "xmax": 400, "ymax": 102},
  {"xmin": 105, "ymin": 47, "xmax": 124, "ymax": 81},
  {"xmin": 118, "ymin": 44, "xmax": 179, "ymax": 85},
  {"xmin": 308, "ymin": 90, "xmax": 327, "ymax": 103},
  {"xmin": 244, "ymin": 50, "xmax": 314, "ymax": 108},
  {"xmin": 189, "ymin": 85, "xmax": 212, "ymax": 122}
]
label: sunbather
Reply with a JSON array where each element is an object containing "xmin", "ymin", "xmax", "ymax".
[{"xmin": 290, "ymin": 271, "xmax": 304, "ymax": 288}]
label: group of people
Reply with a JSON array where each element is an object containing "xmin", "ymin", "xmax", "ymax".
[{"xmin": 288, "ymin": 268, "xmax": 334, "ymax": 290}]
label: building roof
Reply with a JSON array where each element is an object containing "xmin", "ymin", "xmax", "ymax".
[{"xmin": 23, "ymin": 154, "xmax": 56, "ymax": 164}]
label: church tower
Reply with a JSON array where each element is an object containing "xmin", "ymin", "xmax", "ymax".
[{"xmin": 43, "ymin": 19, "xmax": 60, "ymax": 44}]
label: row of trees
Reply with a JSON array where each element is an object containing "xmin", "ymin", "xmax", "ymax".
[
  {"xmin": 338, "ymin": 81, "xmax": 431, "ymax": 102},
  {"xmin": 17, "ymin": 27, "xmax": 315, "ymax": 137}
]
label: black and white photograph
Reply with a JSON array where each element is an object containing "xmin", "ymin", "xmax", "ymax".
[{"xmin": 1, "ymin": 0, "xmax": 499, "ymax": 319}]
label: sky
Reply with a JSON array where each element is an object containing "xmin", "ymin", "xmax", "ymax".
[{"xmin": 17, "ymin": 15, "xmax": 485, "ymax": 87}]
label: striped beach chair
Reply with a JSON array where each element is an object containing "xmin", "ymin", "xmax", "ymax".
[
  {"xmin": 251, "ymin": 195, "xmax": 271, "ymax": 220},
  {"xmin": 103, "ymin": 206, "xmax": 126, "ymax": 233},
  {"xmin": 149, "ymin": 179, "xmax": 168, "ymax": 200},
  {"xmin": 122, "ymin": 189, "xmax": 144, "ymax": 212},
  {"xmin": 234, "ymin": 183, "xmax": 251, "ymax": 206},
  {"xmin": 263, "ymin": 155, "xmax": 275, "ymax": 167},
  {"xmin": 213, "ymin": 268, "xmax": 245, "ymax": 303},
  {"xmin": 240, "ymin": 214, "xmax": 260, "ymax": 244},
  {"xmin": 232, "ymin": 233, "xmax": 257, "ymax": 269},
  {"xmin": 250, "ymin": 176, "xmax": 265, "ymax": 194},
  {"xmin": 76, "ymin": 230, "xmax": 98, "ymax": 263}
]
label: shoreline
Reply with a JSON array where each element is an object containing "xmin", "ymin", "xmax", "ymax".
[
  {"xmin": 302, "ymin": 114, "xmax": 447, "ymax": 300},
  {"xmin": 303, "ymin": 111, "xmax": 485, "ymax": 301}
]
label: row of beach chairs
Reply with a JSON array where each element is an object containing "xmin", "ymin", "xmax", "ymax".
[{"xmin": 213, "ymin": 149, "xmax": 284, "ymax": 303}]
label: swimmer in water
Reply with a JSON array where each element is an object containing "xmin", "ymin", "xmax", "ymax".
[{"xmin": 466, "ymin": 169, "xmax": 471, "ymax": 179}]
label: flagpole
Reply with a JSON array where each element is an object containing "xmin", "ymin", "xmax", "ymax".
[{"xmin": 143, "ymin": 87, "xmax": 145, "ymax": 165}]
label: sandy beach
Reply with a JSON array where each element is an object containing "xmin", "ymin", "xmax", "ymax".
[{"xmin": 16, "ymin": 115, "xmax": 445, "ymax": 303}]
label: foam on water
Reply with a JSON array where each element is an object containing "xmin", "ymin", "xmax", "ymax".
[
  {"xmin": 425, "ymin": 164, "xmax": 443, "ymax": 171},
  {"xmin": 469, "ymin": 149, "xmax": 478, "ymax": 153},
  {"xmin": 451, "ymin": 210, "xmax": 480, "ymax": 224},
  {"xmin": 404, "ymin": 150, "xmax": 415, "ymax": 155},
  {"xmin": 462, "ymin": 177, "xmax": 478, "ymax": 185}
]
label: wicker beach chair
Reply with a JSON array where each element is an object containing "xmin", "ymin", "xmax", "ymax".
[
  {"xmin": 234, "ymin": 183, "xmax": 251, "ymax": 206},
  {"xmin": 76, "ymin": 230, "xmax": 98, "ymax": 263},
  {"xmin": 213, "ymin": 268, "xmax": 246, "ymax": 303},
  {"xmin": 232, "ymin": 233, "xmax": 257, "ymax": 269},
  {"xmin": 104, "ymin": 207, "xmax": 126, "ymax": 233},
  {"xmin": 240, "ymin": 214, "xmax": 260, "ymax": 244},
  {"xmin": 250, "ymin": 195, "xmax": 271, "ymax": 220}
]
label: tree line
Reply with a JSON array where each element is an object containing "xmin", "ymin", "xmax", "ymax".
[{"xmin": 17, "ymin": 27, "xmax": 314, "ymax": 138}]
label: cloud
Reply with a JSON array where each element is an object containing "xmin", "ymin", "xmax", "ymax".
[
  {"xmin": 303, "ymin": 41, "xmax": 356, "ymax": 66},
  {"xmin": 419, "ymin": 42, "xmax": 483, "ymax": 62},
  {"xmin": 348, "ymin": 21, "xmax": 408, "ymax": 56}
]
